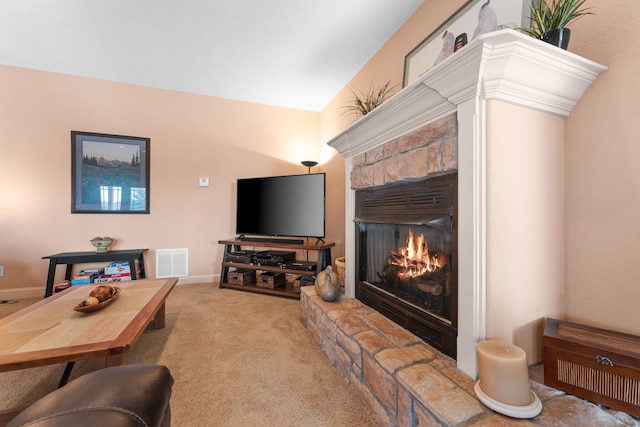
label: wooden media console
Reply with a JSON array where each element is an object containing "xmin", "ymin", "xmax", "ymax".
[{"xmin": 218, "ymin": 239, "xmax": 334, "ymax": 299}]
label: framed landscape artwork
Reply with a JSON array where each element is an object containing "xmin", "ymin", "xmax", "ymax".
[
  {"xmin": 403, "ymin": 0, "xmax": 529, "ymax": 87},
  {"xmin": 71, "ymin": 131, "xmax": 150, "ymax": 213}
]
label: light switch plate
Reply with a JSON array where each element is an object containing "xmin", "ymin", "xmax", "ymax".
[{"xmin": 199, "ymin": 177, "xmax": 209, "ymax": 187}]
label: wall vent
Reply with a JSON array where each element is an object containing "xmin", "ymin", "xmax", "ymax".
[
  {"xmin": 156, "ymin": 248, "xmax": 188, "ymax": 278},
  {"xmin": 557, "ymin": 359, "xmax": 640, "ymax": 406}
]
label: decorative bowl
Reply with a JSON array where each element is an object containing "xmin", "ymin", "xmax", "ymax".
[
  {"xmin": 90, "ymin": 236, "xmax": 114, "ymax": 253},
  {"xmin": 74, "ymin": 287, "xmax": 121, "ymax": 313}
]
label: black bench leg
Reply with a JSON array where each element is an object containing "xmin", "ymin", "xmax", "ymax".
[{"xmin": 58, "ymin": 362, "xmax": 75, "ymax": 388}]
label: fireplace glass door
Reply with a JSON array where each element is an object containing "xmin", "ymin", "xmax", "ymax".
[
  {"xmin": 358, "ymin": 216, "xmax": 453, "ymax": 323},
  {"xmin": 354, "ymin": 172, "xmax": 457, "ymax": 357}
]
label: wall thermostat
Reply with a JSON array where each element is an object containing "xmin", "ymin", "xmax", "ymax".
[{"xmin": 199, "ymin": 177, "xmax": 210, "ymax": 187}]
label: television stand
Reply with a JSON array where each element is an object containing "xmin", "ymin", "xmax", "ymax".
[
  {"xmin": 236, "ymin": 235, "xmax": 305, "ymax": 245},
  {"xmin": 218, "ymin": 239, "xmax": 334, "ymax": 299}
]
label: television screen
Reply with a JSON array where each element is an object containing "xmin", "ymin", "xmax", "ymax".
[{"xmin": 235, "ymin": 173, "xmax": 326, "ymax": 238}]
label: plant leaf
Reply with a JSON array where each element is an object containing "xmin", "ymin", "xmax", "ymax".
[{"xmin": 340, "ymin": 80, "xmax": 398, "ymax": 119}]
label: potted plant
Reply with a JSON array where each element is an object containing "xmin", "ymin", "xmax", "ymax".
[
  {"xmin": 341, "ymin": 80, "xmax": 397, "ymax": 120},
  {"xmin": 520, "ymin": 0, "xmax": 593, "ymax": 49}
]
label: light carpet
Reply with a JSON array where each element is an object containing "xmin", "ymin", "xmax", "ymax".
[{"xmin": 0, "ymin": 283, "xmax": 376, "ymax": 426}]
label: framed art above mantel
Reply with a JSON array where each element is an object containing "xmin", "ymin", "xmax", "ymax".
[
  {"xmin": 403, "ymin": 0, "xmax": 529, "ymax": 87},
  {"xmin": 71, "ymin": 131, "xmax": 150, "ymax": 214}
]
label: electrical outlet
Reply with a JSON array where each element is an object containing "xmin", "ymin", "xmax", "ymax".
[{"xmin": 0, "ymin": 266, "xmax": 4, "ymax": 277}]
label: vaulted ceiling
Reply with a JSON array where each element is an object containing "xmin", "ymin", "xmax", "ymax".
[{"xmin": 0, "ymin": 0, "xmax": 424, "ymax": 111}]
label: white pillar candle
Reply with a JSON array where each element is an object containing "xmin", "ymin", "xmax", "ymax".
[{"xmin": 476, "ymin": 340, "xmax": 532, "ymax": 406}]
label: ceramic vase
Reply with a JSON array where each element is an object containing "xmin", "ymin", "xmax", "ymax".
[{"xmin": 315, "ymin": 265, "xmax": 340, "ymax": 302}]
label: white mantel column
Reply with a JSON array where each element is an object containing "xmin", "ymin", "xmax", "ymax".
[
  {"xmin": 343, "ymin": 156, "xmax": 356, "ymax": 298},
  {"xmin": 456, "ymin": 96, "xmax": 487, "ymax": 377}
]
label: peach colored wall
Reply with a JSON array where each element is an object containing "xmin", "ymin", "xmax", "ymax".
[
  {"xmin": 0, "ymin": 65, "xmax": 325, "ymax": 294},
  {"xmin": 564, "ymin": 0, "xmax": 640, "ymax": 335},
  {"xmin": 321, "ymin": 0, "xmax": 464, "ymax": 136}
]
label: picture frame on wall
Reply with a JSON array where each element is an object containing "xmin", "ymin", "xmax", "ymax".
[
  {"xmin": 403, "ymin": 0, "xmax": 530, "ymax": 87},
  {"xmin": 71, "ymin": 131, "xmax": 150, "ymax": 214}
]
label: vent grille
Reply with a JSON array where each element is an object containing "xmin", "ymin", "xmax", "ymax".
[
  {"xmin": 407, "ymin": 316, "xmax": 443, "ymax": 347},
  {"xmin": 378, "ymin": 299, "xmax": 404, "ymax": 319},
  {"xmin": 156, "ymin": 248, "xmax": 188, "ymax": 278},
  {"xmin": 355, "ymin": 174, "xmax": 456, "ymax": 223},
  {"xmin": 557, "ymin": 359, "xmax": 640, "ymax": 406},
  {"xmin": 359, "ymin": 188, "xmax": 449, "ymax": 211},
  {"xmin": 409, "ymin": 190, "xmax": 447, "ymax": 206},
  {"xmin": 356, "ymin": 281, "xmax": 457, "ymax": 358}
]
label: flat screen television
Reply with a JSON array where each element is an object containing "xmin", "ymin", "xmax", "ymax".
[{"xmin": 235, "ymin": 173, "xmax": 326, "ymax": 239}]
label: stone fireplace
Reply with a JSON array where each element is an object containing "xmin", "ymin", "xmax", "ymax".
[{"xmin": 327, "ymin": 29, "xmax": 606, "ymax": 377}]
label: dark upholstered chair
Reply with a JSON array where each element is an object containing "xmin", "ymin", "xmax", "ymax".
[{"xmin": 7, "ymin": 364, "xmax": 173, "ymax": 427}]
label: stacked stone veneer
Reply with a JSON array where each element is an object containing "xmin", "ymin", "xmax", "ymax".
[
  {"xmin": 350, "ymin": 113, "xmax": 457, "ymax": 190},
  {"xmin": 300, "ymin": 287, "xmax": 486, "ymax": 426},
  {"xmin": 300, "ymin": 287, "xmax": 640, "ymax": 426}
]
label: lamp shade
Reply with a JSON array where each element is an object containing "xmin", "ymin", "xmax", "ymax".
[{"xmin": 301, "ymin": 160, "xmax": 318, "ymax": 174}]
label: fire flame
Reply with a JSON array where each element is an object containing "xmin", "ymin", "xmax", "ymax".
[{"xmin": 390, "ymin": 230, "xmax": 446, "ymax": 280}]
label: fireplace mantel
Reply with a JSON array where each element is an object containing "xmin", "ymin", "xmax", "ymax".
[
  {"xmin": 328, "ymin": 29, "xmax": 606, "ymax": 157},
  {"xmin": 327, "ymin": 29, "xmax": 606, "ymax": 377}
]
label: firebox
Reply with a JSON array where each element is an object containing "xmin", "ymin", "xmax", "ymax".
[{"xmin": 355, "ymin": 173, "xmax": 457, "ymax": 358}]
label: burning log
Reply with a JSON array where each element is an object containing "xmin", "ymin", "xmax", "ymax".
[
  {"xmin": 377, "ymin": 229, "xmax": 450, "ymax": 297},
  {"xmin": 418, "ymin": 283, "xmax": 442, "ymax": 296},
  {"xmin": 378, "ymin": 263, "xmax": 449, "ymax": 296},
  {"xmin": 389, "ymin": 230, "xmax": 446, "ymax": 280}
]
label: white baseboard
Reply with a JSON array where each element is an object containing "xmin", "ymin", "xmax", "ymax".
[
  {"xmin": 0, "ymin": 287, "xmax": 43, "ymax": 300},
  {"xmin": 176, "ymin": 274, "xmax": 217, "ymax": 285},
  {"xmin": 0, "ymin": 274, "xmax": 220, "ymax": 300}
]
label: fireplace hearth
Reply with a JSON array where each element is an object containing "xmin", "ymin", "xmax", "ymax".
[{"xmin": 355, "ymin": 173, "xmax": 457, "ymax": 357}]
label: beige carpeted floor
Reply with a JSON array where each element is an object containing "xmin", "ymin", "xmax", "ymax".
[{"xmin": 0, "ymin": 283, "xmax": 376, "ymax": 426}]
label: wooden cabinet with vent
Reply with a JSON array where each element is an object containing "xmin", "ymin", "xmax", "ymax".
[{"xmin": 543, "ymin": 318, "xmax": 640, "ymax": 417}]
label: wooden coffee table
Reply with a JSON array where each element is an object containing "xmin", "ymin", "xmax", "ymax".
[{"xmin": 0, "ymin": 278, "xmax": 177, "ymax": 377}]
